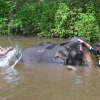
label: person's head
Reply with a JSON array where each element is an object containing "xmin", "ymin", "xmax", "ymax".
[{"xmin": 96, "ymin": 43, "xmax": 100, "ymax": 53}]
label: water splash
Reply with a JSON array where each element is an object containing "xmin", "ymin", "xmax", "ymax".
[
  {"xmin": 0, "ymin": 45, "xmax": 22, "ymax": 83},
  {"xmin": 0, "ymin": 45, "xmax": 22, "ymax": 68}
]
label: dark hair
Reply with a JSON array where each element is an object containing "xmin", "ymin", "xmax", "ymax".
[{"xmin": 96, "ymin": 43, "xmax": 100, "ymax": 47}]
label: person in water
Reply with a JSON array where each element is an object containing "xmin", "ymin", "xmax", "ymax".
[
  {"xmin": 0, "ymin": 46, "xmax": 14, "ymax": 56},
  {"xmin": 78, "ymin": 39, "xmax": 100, "ymax": 66}
]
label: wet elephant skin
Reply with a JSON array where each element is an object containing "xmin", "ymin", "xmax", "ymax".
[
  {"xmin": 21, "ymin": 36, "xmax": 94, "ymax": 66},
  {"xmin": 21, "ymin": 42, "xmax": 64, "ymax": 64}
]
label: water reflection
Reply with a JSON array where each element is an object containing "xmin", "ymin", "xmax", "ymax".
[
  {"xmin": 0, "ymin": 66, "xmax": 19, "ymax": 84},
  {"xmin": 0, "ymin": 35, "xmax": 100, "ymax": 100}
]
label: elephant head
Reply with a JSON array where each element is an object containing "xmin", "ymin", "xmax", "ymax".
[
  {"xmin": 55, "ymin": 36, "xmax": 94, "ymax": 67},
  {"xmin": 55, "ymin": 42, "xmax": 70, "ymax": 64}
]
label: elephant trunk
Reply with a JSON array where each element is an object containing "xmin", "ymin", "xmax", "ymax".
[
  {"xmin": 82, "ymin": 52, "xmax": 94, "ymax": 67},
  {"xmin": 76, "ymin": 43, "xmax": 83, "ymax": 59}
]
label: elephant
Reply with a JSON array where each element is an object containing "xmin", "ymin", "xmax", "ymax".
[
  {"xmin": 55, "ymin": 36, "xmax": 94, "ymax": 67},
  {"xmin": 21, "ymin": 36, "xmax": 94, "ymax": 67}
]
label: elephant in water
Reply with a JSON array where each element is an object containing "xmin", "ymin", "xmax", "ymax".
[
  {"xmin": 21, "ymin": 36, "xmax": 94, "ymax": 67},
  {"xmin": 55, "ymin": 36, "xmax": 94, "ymax": 67}
]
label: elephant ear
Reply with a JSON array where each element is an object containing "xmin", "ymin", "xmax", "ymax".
[
  {"xmin": 60, "ymin": 41, "xmax": 71, "ymax": 53},
  {"xmin": 82, "ymin": 52, "xmax": 94, "ymax": 67}
]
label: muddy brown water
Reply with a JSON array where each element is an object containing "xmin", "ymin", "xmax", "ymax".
[{"xmin": 0, "ymin": 35, "xmax": 100, "ymax": 100}]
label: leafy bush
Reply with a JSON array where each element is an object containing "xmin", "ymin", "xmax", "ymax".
[
  {"xmin": 0, "ymin": 0, "xmax": 15, "ymax": 34},
  {"xmin": 37, "ymin": 1, "xmax": 58, "ymax": 37},
  {"xmin": 74, "ymin": 2, "xmax": 100, "ymax": 41},
  {"xmin": 14, "ymin": 3, "xmax": 40, "ymax": 35},
  {"xmin": 51, "ymin": 2, "xmax": 76, "ymax": 38},
  {"xmin": 0, "ymin": 0, "xmax": 100, "ymax": 41}
]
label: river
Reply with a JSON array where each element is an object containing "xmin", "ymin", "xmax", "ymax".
[{"xmin": 0, "ymin": 35, "xmax": 100, "ymax": 100}]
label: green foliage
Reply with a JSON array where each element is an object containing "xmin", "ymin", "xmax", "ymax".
[
  {"xmin": 37, "ymin": 2, "xmax": 58, "ymax": 37},
  {"xmin": 52, "ymin": 2, "xmax": 75, "ymax": 38},
  {"xmin": 14, "ymin": 3, "xmax": 40, "ymax": 35},
  {"xmin": 0, "ymin": 0, "xmax": 15, "ymax": 34},
  {"xmin": 75, "ymin": 2, "xmax": 100, "ymax": 41},
  {"xmin": 0, "ymin": 0, "xmax": 100, "ymax": 41}
]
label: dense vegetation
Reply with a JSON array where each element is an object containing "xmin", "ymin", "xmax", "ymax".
[{"xmin": 0, "ymin": 0, "xmax": 100, "ymax": 41}]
